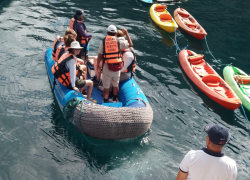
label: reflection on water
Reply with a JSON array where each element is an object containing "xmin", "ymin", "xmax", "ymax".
[{"xmin": 177, "ymin": 28, "xmax": 205, "ymax": 51}]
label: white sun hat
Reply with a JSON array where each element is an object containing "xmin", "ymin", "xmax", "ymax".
[
  {"xmin": 69, "ymin": 41, "xmax": 83, "ymax": 49},
  {"xmin": 107, "ymin": 25, "xmax": 117, "ymax": 33}
]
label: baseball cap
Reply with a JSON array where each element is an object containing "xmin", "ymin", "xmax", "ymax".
[
  {"xmin": 204, "ymin": 124, "xmax": 229, "ymax": 145},
  {"xmin": 75, "ymin": 9, "xmax": 85, "ymax": 17},
  {"xmin": 107, "ymin": 25, "xmax": 117, "ymax": 33}
]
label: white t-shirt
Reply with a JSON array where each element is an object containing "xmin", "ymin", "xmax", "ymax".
[
  {"xmin": 120, "ymin": 51, "xmax": 134, "ymax": 73},
  {"xmin": 65, "ymin": 56, "xmax": 77, "ymax": 88},
  {"xmin": 179, "ymin": 148, "xmax": 237, "ymax": 180}
]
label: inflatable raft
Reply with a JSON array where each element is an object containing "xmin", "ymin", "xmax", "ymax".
[
  {"xmin": 149, "ymin": 4, "xmax": 178, "ymax": 33},
  {"xmin": 223, "ymin": 66, "xmax": 250, "ymax": 111},
  {"xmin": 174, "ymin": 7, "xmax": 207, "ymax": 40},
  {"xmin": 179, "ymin": 49, "xmax": 241, "ymax": 110},
  {"xmin": 44, "ymin": 48, "xmax": 153, "ymax": 140}
]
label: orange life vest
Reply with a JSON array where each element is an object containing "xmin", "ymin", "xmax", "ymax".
[
  {"xmin": 51, "ymin": 52, "xmax": 79, "ymax": 88},
  {"xmin": 122, "ymin": 47, "xmax": 136, "ymax": 73},
  {"xmin": 102, "ymin": 35, "xmax": 122, "ymax": 64},
  {"xmin": 69, "ymin": 18, "xmax": 87, "ymax": 44},
  {"xmin": 52, "ymin": 36, "xmax": 64, "ymax": 61},
  {"xmin": 55, "ymin": 46, "xmax": 69, "ymax": 62}
]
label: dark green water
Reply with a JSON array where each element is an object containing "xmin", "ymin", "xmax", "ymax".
[{"xmin": 0, "ymin": 0, "xmax": 250, "ymax": 179}]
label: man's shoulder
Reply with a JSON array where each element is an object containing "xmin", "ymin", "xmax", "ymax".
[{"xmin": 222, "ymin": 155, "xmax": 237, "ymax": 165}]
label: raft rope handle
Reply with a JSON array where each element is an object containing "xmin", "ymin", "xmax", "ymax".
[{"xmin": 123, "ymin": 98, "xmax": 145, "ymax": 107}]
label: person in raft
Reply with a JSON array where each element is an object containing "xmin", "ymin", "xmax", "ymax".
[
  {"xmin": 55, "ymin": 34, "xmax": 88, "ymax": 82},
  {"xmin": 52, "ymin": 41, "xmax": 96, "ymax": 103},
  {"xmin": 116, "ymin": 29, "xmax": 136, "ymax": 82},
  {"xmin": 52, "ymin": 29, "xmax": 77, "ymax": 61},
  {"xmin": 96, "ymin": 25, "xmax": 133, "ymax": 103},
  {"xmin": 175, "ymin": 124, "xmax": 237, "ymax": 180},
  {"xmin": 69, "ymin": 9, "xmax": 92, "ymax": 59}
]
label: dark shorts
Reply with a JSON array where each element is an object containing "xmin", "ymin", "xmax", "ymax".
[{"xmin": 75, "ymin": 79, "xmax": 86, "ymax": 88}]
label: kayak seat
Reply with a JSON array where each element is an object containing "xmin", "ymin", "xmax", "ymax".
[
  {"xmin": 233, "ymin": 75, "xmax": 250, "ymax": 84},
  {"xmin": 202, "ymin": 74, "xmax": 221, "ymax": 87},
  {"xmin": 188, "ymin": 54, "xmax": 204, "ymax": 65},
  {"xmin": 204, "ymin": 65, "xmax": 216, "ymax": 74},
  {"xmin": 155, "ymin": 5, "xmax": 167, "ymax": 12},
  {"xmin": 186, "ymin": 22, "xmax": 196, "ymax": 28},
  {"xmin": 214, "ymin": 87, "xmax": 227, "ymax": 98},
  {"xmin": 159, "ymin": 13, "xmax": 172, "ymax": 22},
  {"xmin": 193, "ymin": 66, "xmax": 208, "ymax": 77},
  {"xmin": 178, "ymin": 9, "xmax": 189, "ymax": 18}
]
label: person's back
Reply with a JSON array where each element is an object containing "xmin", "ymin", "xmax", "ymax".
[{"xmin": 180, "ymin": 149, "xmax": 237, "ymax": 180}]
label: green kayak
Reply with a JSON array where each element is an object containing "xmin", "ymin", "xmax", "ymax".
[{"xmin": 223, "ymin": 66, "xmax": 250, "ymax": 111}]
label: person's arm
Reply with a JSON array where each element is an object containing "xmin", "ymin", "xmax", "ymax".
[
  {"xmin": 96, "ymin": 41, "xmax": 103, "ymax": 74},
  {"xmin": 76, "ymin": 23, "xmax": 92, "ymax": 38},
  {"xmin": 175, "ymin": 170, "xmax": 188, "ymax": 180},
  {"xmin": 122, "ymin": 28, "xmax": 133, "ymax": 47},
  {"xmin": 120, "ymin": 52, "xmax": 133, "ymax": 72},
  {"xmin": 96, "ymin": 53, "xmax": 102, "ymax": 74},
  {"xmin": 66, "ymin": 59, "xmax": 78, "ymax": 92}
]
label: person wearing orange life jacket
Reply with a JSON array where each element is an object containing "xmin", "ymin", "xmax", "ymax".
[
  {"xmin": 116, "ymin": 30, "xmax": 136, "ymax": 82},
  {"xmin": 56, "ymin": 34, "xmax": 88, "ymax": 82},
  {"xmin": 55, "ymin": 34, "xmax": 76, "ymax": 62},
  {"xmin": 69, "ymin": 9, "xmax": 92, "ymax": 59},
  {"xmin": 96, "ymin": 25, "xmax": 133, "ymax": 103},
  {"xmin": 52, "ymin": 29, "xmax": 77, "ymax": 61},
  {"xmin": 52, "ymin": 41, "xmax": 96, "ymax": 103}
]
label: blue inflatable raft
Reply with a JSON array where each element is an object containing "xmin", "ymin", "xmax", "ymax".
[{"xmin": 44, "ymin": 48, "xmax": 153, "ymax": 140}]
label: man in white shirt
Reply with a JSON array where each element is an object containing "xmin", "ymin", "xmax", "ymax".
[{"xmin": 176, "ymin": 124, "xmax": 237, "ymax": 180}]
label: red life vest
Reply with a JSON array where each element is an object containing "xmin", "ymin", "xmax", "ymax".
[
  {"xmin": 69, "ymin": 18, "xmax": 87, "ymax": 44},
  {"xmin": 55, "ymin": 46, "xmax": 68, "ymax": 62},
  {"xmin": 52, "ymin": 36, "xmax": 64, "ymax": 61},
  {"xmin": 102, "ymin": 35, "xmax": 122, "ymax": 64},
  {"xmin": 122, "ymin": 47, "xmax": 136, "ymax": 73},
  {"xmin": 51, "ymin": 52, "xmax": 79, "ymax": 88}
]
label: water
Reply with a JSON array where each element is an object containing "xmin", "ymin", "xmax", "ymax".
[{"xmin": 0, "ymin": 0, "xmax": 250, "ymax": 179}]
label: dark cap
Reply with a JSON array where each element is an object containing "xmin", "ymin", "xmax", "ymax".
[
  {"xmin": 75, "ymin": 9, "xmax": 85, "ymax": 17},
  {"xmin": 204, "ymin": 124, "xmax": 229, "ymax": 145}
]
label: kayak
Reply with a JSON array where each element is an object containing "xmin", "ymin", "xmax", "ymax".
[
  {"xmin": 173, "ymin": 7, "xmax": 207, "ymax": 40},
  {"xmin": 44, "ymin": 48, "xmax": 153, "ymax": 140},
  {"xmin": 149, "ymin": 4, "xmax": 178, "ymax": 33},
  {"xmin": 179, "ymin": 49, "xmax": 241, "ymax": 110},
  {"xmin": 223, "ymin": 66, "xmax": 250, "ymax": 111}
]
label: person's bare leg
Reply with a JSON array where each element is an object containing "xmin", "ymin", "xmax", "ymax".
[
  {"xmin": 103, "ymin": 88, "xmax": 109, "ymax": 100},
  {"xmin": 84, "ymin": 80, "xmax": 93, "ymax": 100},
  {"xmin": 113, "ymin": 86, "xmax": 119, "ymax": 96}
]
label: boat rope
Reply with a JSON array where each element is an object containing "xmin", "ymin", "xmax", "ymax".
[
  {"xmin": 240, "ymin": 104, "xmax": 250, "ymax": 126},
  {"xmin": 168, "ymin": 26, "xmax": 188, "ymax": 55},
  {"xmin": 204, "ymin": 36, "xmax": 231, "ymax": 67},
  {"xmin": 63, "ymin": 97, "xmax": 81, "ymax": 123},
  {"xmin": 63, "ymin": 98, "xmax": 113, "ymax": 146}
]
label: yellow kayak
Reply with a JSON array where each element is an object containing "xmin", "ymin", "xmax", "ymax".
[{"xmin": 150, "ymin": 4, "xmax": 178, "ymax": 33}]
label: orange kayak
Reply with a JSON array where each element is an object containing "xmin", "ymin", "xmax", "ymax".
[
  {"xmin": 174, "ymin": 8, "xmax": 207, "ymax": 40},
  {"xmin": 179, "ymin": 49, "xmax": 241, "ymax": 110}
]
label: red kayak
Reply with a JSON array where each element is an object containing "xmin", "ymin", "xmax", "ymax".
[
  {"xmin": 174, "ymin": 8, "xmax": 207, "ymax": 40},
  {"xmin": 179, "ymin": 49, "xmax": 241, "ymax": 110}
]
